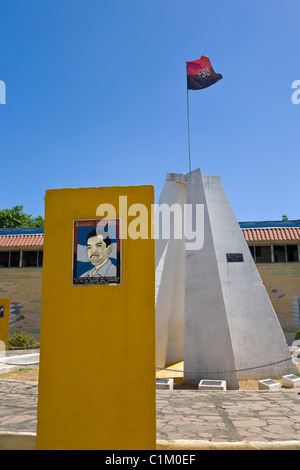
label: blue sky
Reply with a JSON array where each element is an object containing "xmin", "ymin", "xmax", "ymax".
[{"xmin": 0, "ymin": 0, "xmax": 299, "ymax": 222}]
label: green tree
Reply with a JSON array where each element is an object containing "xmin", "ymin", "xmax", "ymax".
[
  {"xmin": 31, "ymin": 214, "xmax": 45, "ymax": 228},
  {"xmin": 281, "ymin": 214, "xmax": 288, "ymax": 221},
  {"xmin": 0, "ymin": 205, "xmax": 44, "ymax": 228}
]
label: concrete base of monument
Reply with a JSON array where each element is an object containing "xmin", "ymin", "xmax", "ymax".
[{"xmin": 156, "ymin": 361, "xmax": 300, "ymax": 390}]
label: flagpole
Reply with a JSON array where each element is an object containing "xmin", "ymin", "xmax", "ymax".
[
  {"xmin": 186, "ymin": 56, "xmax": 223, "ymax": 175},
  {"xmin": 186, "ymin": 80, "xmax": 191, "ymax": 174}
]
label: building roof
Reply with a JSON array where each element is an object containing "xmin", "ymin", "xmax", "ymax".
[
  {"xmin": 0, "ymin": 227, "xmax": 44, "ymax": 236},
  {"xmin": 0, "ymin": 222, "xmax": 300, "ymax": 248},
  {"xmin": 0, "ymin": 228, "xmax": 44, "ymax": 248},
  {"xmin": 0, "ymin": 234, "xmax": 44, "ymax": 248},
  {"xmin": 239, "ymin": 220, "xmax": 300, "ymax": 229},
  {"xmin": 239, "ymin": 220, "xmax": 300, "ymax": 243},
  {"xmin": 242, "ymin": 227, "xmax": 300, "ymax": 243}
]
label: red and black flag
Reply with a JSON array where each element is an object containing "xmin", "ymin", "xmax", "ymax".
[{"xmin": 186, "ymin": 56, "xmax": 222, "ymax": 90}]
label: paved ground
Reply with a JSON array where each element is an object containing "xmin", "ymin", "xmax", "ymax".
[
  {"xmin": 1, "ymin": 379, "xmax": 300, "ymax": 445},
  {"xmin": 157, "ymin": 388, "xmax": 300, "ymax": 443},
  {"xmin": 0, "ymin": 380, "xmax": 38, "ymax": 434}
]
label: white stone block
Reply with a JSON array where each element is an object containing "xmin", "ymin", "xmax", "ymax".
[
  {"xmin": 258, "ymin": 379, "xmax": 281, "ymax": 390},
  {"xmin": 282, "ymin": 374, "xmax": 300, "ymax": 388},
  {"xmin": 156, "ymin": 378, "xmax": 174, "ymax": 390},
  {"xmin": 198, "ymin": 379, "xmax": 227, "ymax": 391}
]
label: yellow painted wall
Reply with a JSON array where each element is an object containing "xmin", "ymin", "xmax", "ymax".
[
  {"xmin": 256, "ymin": 263, "xmax": 300, "ymax": 328},
  {"xmin": 0, "ymin": 298, "xmax": 10, "ymax": 347},
  {"xmin": 36, "ymin": 186, "xmax": 156, "ymax": 450}
]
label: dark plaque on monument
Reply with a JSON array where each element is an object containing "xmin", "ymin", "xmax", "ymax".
[
  {"xmin": 262, "ymin": 379, "xmax": 277, "ymax": 385},
  {"xmin": 226, "ymin": 253, "xmax": 244, "ymax": 263},
  {"xmin": 201, "ymin": 380, "xmax": 222, "ymax": 386},
  {"xmin": 156, "ymin": 378, "xmax": 169, "ymax": 384}
]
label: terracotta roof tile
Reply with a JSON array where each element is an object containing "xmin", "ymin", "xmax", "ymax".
[
  {"xmin": 0, "ymin": 234, "xmax": 44, "ymax": 248},
  {"xmin": 242, "ymin": 228, "xmax": 300, "ymax": 242},
  {"xmin": 0, "ymin": 229, "xmax": 299, "ymax": 249}
]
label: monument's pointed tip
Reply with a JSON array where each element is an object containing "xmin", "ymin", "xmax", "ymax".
[{"xmin": 165, "ymin": 168, "xmax": 203, "ymax": 183}]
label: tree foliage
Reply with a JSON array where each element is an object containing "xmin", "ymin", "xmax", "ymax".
[{"xmin": 0, "ymin": 205, "xmax": 44, "ymax": 228}]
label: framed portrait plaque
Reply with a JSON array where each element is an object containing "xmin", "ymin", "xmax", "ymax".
[{"xmin": 73, "ymin": 219, "xmax": 121, "ymax": 286}]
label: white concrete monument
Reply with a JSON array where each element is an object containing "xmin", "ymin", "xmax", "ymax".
[{"xmin": 155, "ymin": 169, "xmax": 297, "ymax": 389}]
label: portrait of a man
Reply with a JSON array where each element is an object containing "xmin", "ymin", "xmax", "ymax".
[
  {"xmin": 73, "ymin": 219, "xmax": 121, "ymax": 285},
  {"xmin": 80, "ymin": 228, "xmax": 116, "ymax": 278}
]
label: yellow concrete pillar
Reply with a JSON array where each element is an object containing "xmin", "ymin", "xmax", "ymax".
[
  {"xmin": 0, "ymin": 299, "xmax": 10, "ymax": 348},
  {"xmin": 36, "ymin": 186, "xmax": 156, "ymax": 450}
]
